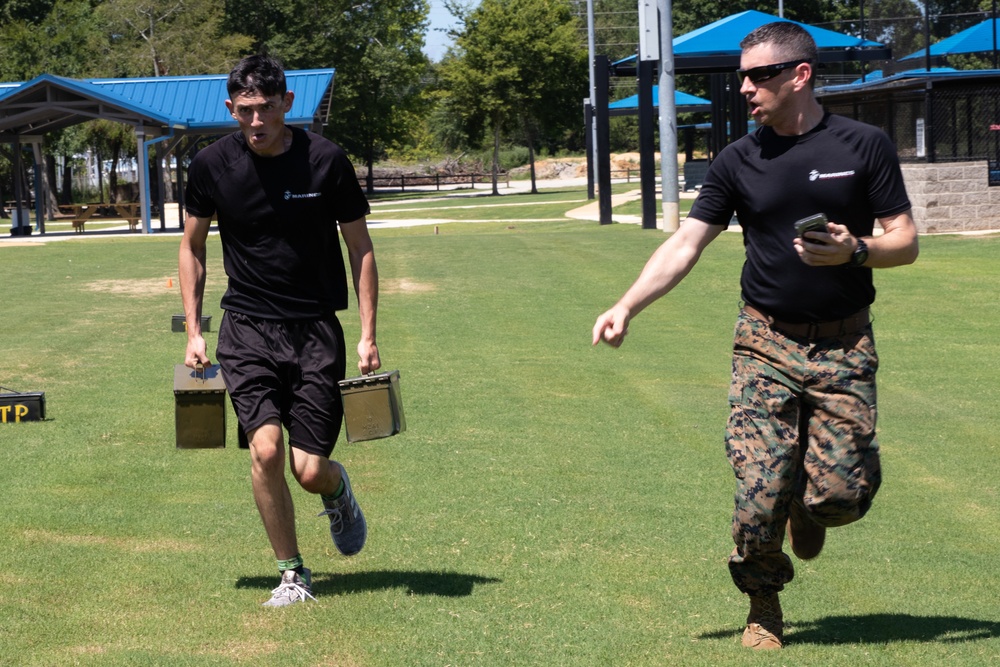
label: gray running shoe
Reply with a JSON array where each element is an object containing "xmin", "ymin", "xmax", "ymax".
[
  {"xmin": 262, "ymin": 568, "xmax": 315, "ymax": 607},
  {"xmin": 317, "ymin": 462, "xmax": 367, "ymax": 556}
]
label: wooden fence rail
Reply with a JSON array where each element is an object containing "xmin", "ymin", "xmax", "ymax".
[
  {"xmin": 362, "ymin": 173, "xmax": 510, "ymax": 192},
  {"xmin": 361, "ymin": 168, "xmax": 662, "ymax": 192}
]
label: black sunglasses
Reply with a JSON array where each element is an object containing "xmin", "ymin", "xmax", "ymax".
[{"xmin": 736, "ymin": 59, "xmax": 811, "ymax": 84}]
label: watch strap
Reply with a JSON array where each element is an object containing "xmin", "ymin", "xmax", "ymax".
[{"xmin": 850, "ymin": 237, "xmax": 869, "ymax": 267}]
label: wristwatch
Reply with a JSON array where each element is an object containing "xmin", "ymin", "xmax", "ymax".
[{"xmin": 849, "ymin": 237, "xmax": 869, "ymax": 267}]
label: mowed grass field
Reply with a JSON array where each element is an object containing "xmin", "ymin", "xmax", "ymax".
[{"xmin": 1, "ymin": 195, "xmax": 998, "ymax": 666}]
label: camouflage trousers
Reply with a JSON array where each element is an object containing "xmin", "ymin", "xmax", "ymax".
[{"xmin": 726, "ymin": 310, "xmax": 882, "ymax": 596}]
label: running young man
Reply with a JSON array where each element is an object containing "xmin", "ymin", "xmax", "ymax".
[
  {"xmin": 592, "ymin": 23, "xmax": 918, "ymax": 649},
  {"xmin": 179, "ymin": 55, "xmax": 380, "ymax": 606}
]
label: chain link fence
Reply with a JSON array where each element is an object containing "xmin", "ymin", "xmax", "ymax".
[{"xmin": 821, "ymin": 80, "xmax": 1000, "ymax": 166}]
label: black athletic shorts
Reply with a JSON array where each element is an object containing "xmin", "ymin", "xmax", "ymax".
[{"xmin": 216, "ymin": 310, "xmax": 347, "ymax": 457}]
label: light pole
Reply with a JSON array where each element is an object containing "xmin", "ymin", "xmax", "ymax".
[
  {"xmin": 587, "ymin": 0, "xmax": 597, "ymax": 199},
  {"xmin": 657, "ymin": 0, "xmax": 679, "ymax": 231}
]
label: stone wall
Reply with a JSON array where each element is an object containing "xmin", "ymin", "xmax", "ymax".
[{"xmin": 900, "ymin": 161, "xmax": 1000, "ymax": 233}]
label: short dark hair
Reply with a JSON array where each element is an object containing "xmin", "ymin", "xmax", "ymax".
[
  {"xmin": 740, "ymin": 22, "xmax": 818, "ymax": 63},
  {"xmin": 740, "ymin": 22, "xmax": 818, "ymax": 85},
  {"xmin": 227, "ymin": 55, "xmax": 287, "ymax": 100}
]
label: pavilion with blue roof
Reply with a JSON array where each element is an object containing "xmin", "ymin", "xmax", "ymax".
[
  {"xmin": 0, "ymin": 69, "xmax": 335, "ymax": 235},
  {"xmin": 588, "ymin": 10, "xmax": 892, "ymax": 227},
  {"xmin": 607, "ymin": 87, "xmax": 710, "ymax": 116},
  {"xmin": 611, "ymin": 10, "xmax": 889, "ymax": 75}
]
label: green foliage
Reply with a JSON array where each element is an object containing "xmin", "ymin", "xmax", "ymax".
[
  {"xmin": 94, "ymin": 0, "xmax": 252, "ymax": 77},
  {"xmin": 323, "ymin": 1, "xmax": 431, "ymax": 179},
  {"xmin": 609, "ymin": 115, "xmax": 640, "ymax": 153},
  {"xmin": 0, "ymin": 0, "xmax": 252, "ymax": 81},
  {"xmin": 0, "ymin": 0, "xmax": 104, "ymax": 80},
  {"xmin": 226, "ymin": 1, "xmax": 431, "ymax": 182},
  {"xmin": 464, "ymin": 144, "xmax": 531, "ymax": 171},
  {"xmin": 0, "ymin": 0, "xmax": 58, "ymax": 22},
  {"xmin": 439, "ymin": 0, "xmax": 587, "ymax": 189}
]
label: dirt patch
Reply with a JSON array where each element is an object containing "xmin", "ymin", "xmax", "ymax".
[
  {"xmin": 509, "ymin": 153, "xmax": 655, "ymax": 180},
  {"xmin": 382, "ymin": 278, "xmax": 436, "ymax": 294},
  {"xmin": 0, "ymin": 241, "xmax": 43, "ymax": 248},
  {"xmin": 511, "ymin": 158, "xmax": 588, "ymax": 179},
  {"xmin": 85, "ymin": 277, "xmax": 176, "ymax": 297}
]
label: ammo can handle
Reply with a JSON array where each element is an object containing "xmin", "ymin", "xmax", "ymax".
[{"xmin": 195, "ymin": 362, "xmax": 205, "ymax": 382}]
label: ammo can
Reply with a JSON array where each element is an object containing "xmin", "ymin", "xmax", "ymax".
[
  {"xmin": 173, "ymin": 363, "xmax": 226, "ymax": 448},
  {"xmin": 171, "ymin": 315, "xmax": 212, "ymax": 333},
  {"xmin": 0, "ymin": 388, "xmax": 46, "ymax": 423},
  {"xmin": 338, "ymin": 370, "xmax": 406, "ymax": 443}
]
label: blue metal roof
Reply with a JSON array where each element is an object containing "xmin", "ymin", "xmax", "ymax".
[
  {"xmin": 86, "ymin": 69, "xmax": 335, "ymax": 130},
  {"xmin": 818, "ymin": 68, "xmax": 1000, "ymax": 93},
  {"xmin": 0, "ymin": 82, "xmax": 21, "ymax": 101},
  {"xmin": 845, "ymin": 67, "xmax": 957, "ymax": 85},
  {"xmin": 613, "ymin": 10, "xmax": 886, "ymax": 69},
  {"xmin": 900, "ymin": 18, "xmax": 1000, "ymax": 60},
  {"xmin": 609, "ymin": 87, "xmax": 711, "ymax": 110},
  {"xmin": 0, "ymin": 68, "xmax": 337, "ymax": 235},
  {"xmin": 673, "ymin": 10, "xmax": 883, "ymax": 57},
  {"xmin": 0, "ymin": 69, "xmax": 335, "ymax": 135}
]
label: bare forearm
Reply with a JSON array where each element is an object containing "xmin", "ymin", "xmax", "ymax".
[
  {"xmin": 178, "ymin": 215, "xmax": 212, "ymax": 367},
  {"xmin": 179, "ymin": 239, "xmax": 207, "ymax": 332},
  {"xmin": 865, "ymin": 225, "xmax": 919, "ymax": 268},
  {"xmin": 593, "ymin": 219, "xmax": 723, "ymax": 347},
  {"xmin": 340, "ymin": 217, "xmax": 382, "ymax": 373},
  {"xmin": 352, "ymin": 250, "xmax": 378, "ymax": 343},
  {"xmin": 617, "ymin": 233, "xmax": 705, "ymax": 317}
]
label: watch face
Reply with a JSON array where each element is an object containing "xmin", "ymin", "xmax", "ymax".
[{"xmin": 852, "ymin": 240, "xmax": 869, "ymax": 266}]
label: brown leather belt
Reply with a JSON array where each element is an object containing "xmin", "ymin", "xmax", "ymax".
[{"xmin": 742, "ymin": 304, "xmax": 871, "ymax": 340}]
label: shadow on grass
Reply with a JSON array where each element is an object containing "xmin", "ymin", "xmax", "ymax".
[
  {"xmin": 237, "ymin": 570, "xmax": 501, "ymax": 598},
  {"xmin": 700, "ymin": 614, "xmax": 1000, "ymax": 645}
]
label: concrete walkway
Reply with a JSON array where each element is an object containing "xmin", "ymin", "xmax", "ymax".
[{"xmin": 563, "ymin": 188, "xmax": 701, "ymax": 226}]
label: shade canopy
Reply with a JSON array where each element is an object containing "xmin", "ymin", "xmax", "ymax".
[
  {"xmin": 848, "ymin": 67, "xmax": 958, "ymax": 85},
  {"xmin": 674, "ymin": 10, "xmax": 883, "ymax": 56},
  {"xmin": 612, "ymin": 10, "xmax": 889, "ymax": 74},
  {"xmin": 901, "ymin": 18, "xmax": 1000, "ymax": 60},
  {"xmin": 608, "ymin": 87, "xmax": 710, "ymax": 113}
]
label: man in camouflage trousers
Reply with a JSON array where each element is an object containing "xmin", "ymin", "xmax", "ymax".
[{"xmin": 592, "ymin": 22, "xmax": 918, "ymax": 650}]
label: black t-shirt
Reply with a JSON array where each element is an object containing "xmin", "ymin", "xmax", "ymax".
[
  {"xmin": 185, "ymin": 127, "xmax": 370, "ymax": 319},
  {"xmin": 689, "ymin": 113, "xmax": 911, "ymax": 322}
]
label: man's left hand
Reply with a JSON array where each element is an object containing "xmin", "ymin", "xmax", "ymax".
[{"xmin": 793, "ymin": 222, "xmax": 856, "ymax": 266}]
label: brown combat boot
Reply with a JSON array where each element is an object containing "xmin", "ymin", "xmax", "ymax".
[
  {"xmin": 742, "ymin": 593, "xmax": 783, "ymax": 650},
  {"xmin": 787, "ymin": 497, "xmax": 826, "ymax": 560}
]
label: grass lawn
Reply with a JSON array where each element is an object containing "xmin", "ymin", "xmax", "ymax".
[{"xmin": 1, "ymin": 195, "xmax": 998, "ymax": 665}]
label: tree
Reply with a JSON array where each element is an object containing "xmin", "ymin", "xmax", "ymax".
[
  {"xmin": 0, "ymin": 0, "xmax": 105, "ymax": 81},
  {"xmin": 860, "ymin": 0, "xmax": 924, "ymax": 63},
  {"xmin": 0, "ymin": 0, "xmax": 59, "ymax": 22},
  {"xmin": 442, "ymin": 0, "xmax": 588, "ymax": 194},
  {"xmin": 320, "ymin": 1, "xmax": 431, "ymax": 192},
  {"xmin": 92, "ymin": 0, "xmax": 252, "ymax": 202},
  {"xmin": 96, "ymin": 0, "xmax": 252, "ymax": 77},
  {"xmin": 223, "ymin": 0, "xmax": 430, "ymax": 191},
  {"xmin": 0, "ymin": 1, "xmax": 107, "ymax": 216},
  {"xmin": 81, "ymin": 120, "xmax": 136, "ymax": 203}
]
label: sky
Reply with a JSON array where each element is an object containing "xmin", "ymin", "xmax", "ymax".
[{"xmin": 424, "ymin": 0, "xmax": 466, "ymax": 62}]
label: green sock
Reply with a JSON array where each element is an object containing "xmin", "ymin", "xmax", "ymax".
[
  {"xmin": 277, "ymin": 554, "xmax": 304, "ymax": 573},
  {"xmin": 321, "ymin": 480, "xmax": 345, "ymax": 503}
]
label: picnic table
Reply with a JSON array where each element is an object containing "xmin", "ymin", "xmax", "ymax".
[
  {"xmin": 54, "ymin": 202, "xmax": 143, "ymax": 232},
  {"xmin": 5, "ymin": 199, "xmax": 33, "ymax": 213},
  {"xmin": 111, "ymin": 203, "xmax": 142, "ymax": 231},
  {"xmin": 56, "ymin": 203, "xmax": 101, "ymax": 232}
]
